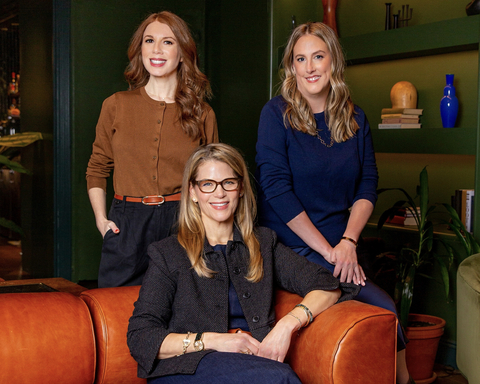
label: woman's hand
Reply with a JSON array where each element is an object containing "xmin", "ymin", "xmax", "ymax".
[
  {"xmin": 257, "ymin": 313, "xmax": 299, "ymax": 362},
  {"xmin": 96, "ymin": 218, "xmax": 120, "ymax": 238},
  {"xmin": 330, "ymin": 240, "xmax": 366, "ymax": 285},
  {"xmin": 203, "ymin": 332, "xmax": 260, "ymax": 355}
]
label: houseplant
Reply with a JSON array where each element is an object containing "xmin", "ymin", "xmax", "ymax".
[
  {"xmin": 376, "ymin": 166, "xmax": 479, "ymax": 382},
  {"xmin": 0, "ymin": 132, "xmax": 47, "ymax": 235}
]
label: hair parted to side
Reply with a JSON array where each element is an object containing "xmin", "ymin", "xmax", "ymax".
[
  {"xmin": 177, "ymin": 143, "xmax": 263, "ymax": 282},
  {"xmin": 281, "ymin": 22, "xmax": 358, "ymax": 143},
  {"xmin": 124, "ymin": 11, "xmax": 212, "ymax": 140}
]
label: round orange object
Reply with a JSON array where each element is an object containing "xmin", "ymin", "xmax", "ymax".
[{"xmin": 390, "ymin": 81, "xmax": 417, "ymax": 108}]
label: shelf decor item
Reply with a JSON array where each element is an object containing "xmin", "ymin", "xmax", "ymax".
[
  {"xmin": 440, "ymin": 74, "xmax": 459, "ymax": 128},
  {"xmin": 385, "ymin": 3, "xmax": 392, "ymax": 30},
  {"xmin": 466, "ymin": 0, "xmax": 480, "ymax": 16},
  {"xmin": 322, "ymin": 0, "xmax": 338, "ymax": 35}
]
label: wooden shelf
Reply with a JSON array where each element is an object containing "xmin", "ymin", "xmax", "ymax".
[
  {"xmin": 341, "ymin": 16, "xmax": 480, "ymax": 65},
  {"xmin": 371, "ymin": 127, "xmax": 477, "ymax": 155}
]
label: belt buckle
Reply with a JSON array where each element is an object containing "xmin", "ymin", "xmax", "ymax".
[{"xmin": 141, "ymin": 195, "xmax": 165, "ymax": 205}]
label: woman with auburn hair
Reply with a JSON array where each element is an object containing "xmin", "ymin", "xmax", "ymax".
[
  {"xmin": 256, "ymin": 22, "xmax": 413, "ymax": 384},
  {"xmin": 128, "ymin": 143, "xmax": 359, "ymax": 383},
  {"xmin": 86, "ymin": 11, "xmax": 218, "ymax": 288}
]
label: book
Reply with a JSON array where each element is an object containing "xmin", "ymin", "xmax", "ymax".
[
  {"xmin": 382, "ymin": 118, "xmax": 419, "ymax": 124},
  {"xmin": 381, "ymin": 114, "xmax": 421, "ymax": 119},
  {"xmin": 465, "ymin": 190, "xmax": 474, "ymax": 233},
  {"xmin": 453, "ymin": 189, "xmax": 475, "ymax": 232},
  {"xmin": 381, "ymin": 107, "xmax": 423, "ymax": 115},
  {"xmin": 378, "ymin": 123, "xmax": 421, "ymax": 129}
]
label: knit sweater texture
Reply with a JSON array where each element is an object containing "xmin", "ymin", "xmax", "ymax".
[
  {"xmin": 255, "ymin": 95, "xmax": 378, "ymax": 248},
  {"xmin": 86, "ymin": 87, "xmax": 218, "ymax": 197}
]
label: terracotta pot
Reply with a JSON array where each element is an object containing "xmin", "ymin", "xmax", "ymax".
[{"xmin": 405, "ymin": 314, "xmax": 446, "ymax": 384}]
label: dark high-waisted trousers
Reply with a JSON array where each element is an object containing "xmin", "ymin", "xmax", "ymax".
[
  {"xmin": 98, "ymin": 197, "xmax": 179, "ymax": 288},
  {"xmin": 292, "ymin": 245, "xmax": 407, "ymax": 351},
  {"xmin": 147, "ymin": 352, "xmax": 301, "ymax": 384}
]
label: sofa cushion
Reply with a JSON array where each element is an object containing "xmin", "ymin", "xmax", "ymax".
[
  {"xmin": 81, "ymin": 286, "xmax": 145, "ymax": 384},
  {"xmin": 0, "ymin": 292, "xmax": 95, "ymax": 384}
]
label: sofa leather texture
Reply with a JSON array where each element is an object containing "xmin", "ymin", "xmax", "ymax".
[{"xmin": 1, "ymin": 286, "xmax": 397, "ymax": 384}]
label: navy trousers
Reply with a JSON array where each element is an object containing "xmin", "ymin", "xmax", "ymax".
[
  {"xmin": 292, "ymin": 245, "xmax": 408, "ymax": 351},
  {"xmin": 147, "ymin": 352, "xmax": 301, "ymax": 384},
  {"xmin": 98, "ymin": 197, "xmax": 179, "ymax": 288}
]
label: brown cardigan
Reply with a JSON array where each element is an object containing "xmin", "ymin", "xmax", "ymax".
[{"xmin": 86, "ymin": 87, "xmax": 218, "ymax": 197}]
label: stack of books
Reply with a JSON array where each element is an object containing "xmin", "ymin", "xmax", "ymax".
[
  {"xmin": 385, "ymin": 207, "xmax": 420, "ymax": 226},
  {"xmin": 452, "ymin": 189, "xmax": 475, "ymax": 233},
  {"xmin": 378, "ymin": 107, "xmax": 423, "ymax": 129},
  {"xmin": 404, "ymin": 207, "xmax": 420, "ymax": 226}
]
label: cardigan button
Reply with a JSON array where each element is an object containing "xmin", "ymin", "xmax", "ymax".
[
  {"xmin": 243, "ymin": 292, "xmax": 251, "ymax": 299},
  {"xmin": 252, "ymin": 316, "xmax": 260, "ymax": 323},
  {"xmin": 233, "ymin": 267, "xmax": 241, "ymax": 275}
]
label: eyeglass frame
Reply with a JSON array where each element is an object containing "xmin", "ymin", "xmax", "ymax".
[{"xmin": 194, "ymin": 177, "xmax": 241, "ymax": 194}]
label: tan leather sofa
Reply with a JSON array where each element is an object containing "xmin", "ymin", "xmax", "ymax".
[
  {"xmin": 0, "ymin": 286, "xmax": 397, "ymax": 384},
  {"xmin": 456, "ymin": 253, "xmax": 480, "ymax": 384}
]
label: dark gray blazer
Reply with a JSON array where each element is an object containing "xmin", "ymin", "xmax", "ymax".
[{"xmin": 127, "ymin": 226, "xmax": 359, "ymax": 379}]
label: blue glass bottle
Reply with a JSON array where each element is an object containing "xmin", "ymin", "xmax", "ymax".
[{"xmin": 440, "ymin": 74, "xmax": 459, "ymax": 128}]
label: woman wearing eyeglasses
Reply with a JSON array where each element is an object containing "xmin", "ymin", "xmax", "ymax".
[{"xmin": 127, "ymin": 143, "xmax": 359, "ymax": 383}]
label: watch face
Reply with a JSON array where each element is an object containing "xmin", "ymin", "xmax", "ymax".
[{"xmin": 194, "ymin": 340, "xmax": 204, "ymax": 351}]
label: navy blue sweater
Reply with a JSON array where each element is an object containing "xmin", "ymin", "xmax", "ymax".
[{"xmin": 255, "ymin": 96, "xmax": 378, "ymax": 248}]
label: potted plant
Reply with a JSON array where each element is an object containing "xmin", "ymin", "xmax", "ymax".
[
  {"xmin": 376, "ymin": 166, "xmax": 479, "ymax": 383},
  {"xmin": 0, "ymin": 132, "xmax": 48, "ymax": 235}
]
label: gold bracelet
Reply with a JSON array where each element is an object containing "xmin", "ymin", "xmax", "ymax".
[
  {"xmin": 288, "ymin": 312, "xmax": 303, "ymax": 330},
  {"xmin": 176, "ymin": 332, "xmax": 192, "ymax": 356},
  {"xmin": 341, "ymin": 236, "xmax": 358, "ymax": 247}
]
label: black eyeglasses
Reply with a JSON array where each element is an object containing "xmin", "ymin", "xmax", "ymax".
[{"xmin": 195, "ymin": 178, "xmax": 240, "ymax": 193}]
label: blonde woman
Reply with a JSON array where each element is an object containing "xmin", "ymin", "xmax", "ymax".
[
  {"xmin": 255, "ymin": 22, "xmax": 413, "ymax": 384},
  {"xmin": 127, "ymin": 143, "xmax": 359, "ymax": 383}
]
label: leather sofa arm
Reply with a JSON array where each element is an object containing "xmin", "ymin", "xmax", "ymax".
[
  {"xmin": 80, "ymin": 286, "xmax": 145, "ymax": 384},
  {"xmin": 0, "ymin": 292, "xmax": 96, "ymax": 384},
  {"xmin": 275, "ymin": 290, "xmax": 397, "ymax": 384}
]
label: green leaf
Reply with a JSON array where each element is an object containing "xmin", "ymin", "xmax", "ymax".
[
  {"xmin": 419, "ymin": 167, "xmax": 429, "ymax": 228},
  {"xmin": 436, "ymin": 256, "xmax": 450, "ymax": 298},
  {"xmin": 400, "ymin": 265, "xmax": 416, "ymax": 328},
  {"xmin": 0, "ymin": 217, "xmax": 25, "ymax": 236},
  {"xmin": 0, "ymin": 154, "xmax": 31, "ymax": 174}
]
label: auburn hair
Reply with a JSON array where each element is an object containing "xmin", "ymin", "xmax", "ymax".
[
  {"xmin": 177, "ymin": 143, "xmax": 263, "ymax": 282},
  {"xmin": 281, "ymin": 22, "xmax": 358, "ymax": 142},
  {"xmin": 124, "ymin": 11, "xmax": 212, "ymax": 140}
]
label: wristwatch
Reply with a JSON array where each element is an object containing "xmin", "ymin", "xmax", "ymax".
[{"xmin": 194, "ymin": 332, "xmax": 204, "ymax": 351}]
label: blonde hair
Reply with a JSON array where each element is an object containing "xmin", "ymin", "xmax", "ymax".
[
  {"xmin": 124, "ymin": 11, "xmax": 212, "ymax": 140},
  {"xmin": 177, "ymin": 143, "xmax": 263, "ymax": 282},
  {"xmin": 281, "ymin": 22, "xmax": 358, "ymax": 142}
]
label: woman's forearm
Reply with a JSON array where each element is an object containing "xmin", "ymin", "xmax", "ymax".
[
  {"xmin": 88, "ymin": 187, "xmax": 116, "ymax": 237},
  {"xmin": 342, "ymin": 199, "xmax": 374, "ymax": 244},
  {"xmin": 287, "ymin": 211, "xmax": 333, "ymax": 259}
]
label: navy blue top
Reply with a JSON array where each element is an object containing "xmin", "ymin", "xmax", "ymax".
[
  {"xmin": 255, "ymin": 95, "xmax": 378, "ymax": 248},
  {"xmin": 213, "ymin": 244, "xmax": 249, "ymax": 331}
]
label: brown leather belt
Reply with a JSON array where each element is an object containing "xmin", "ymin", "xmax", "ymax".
[{"xmin": 114, "ymin": 193, "xmax": 181, "ymax": 205}]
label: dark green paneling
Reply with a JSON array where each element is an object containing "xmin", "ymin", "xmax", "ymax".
[
  {"xmin": 337, "ymin": 0, "xmax": 466, "ymax": 38},
  {"xmin": 19, "ymin": 0, "xmax": 54, "ymax": 278},
  {"xmin": 71, "ymin": 0, "xmax": 207, "ymax": 281},
  {"xmin": 341, "ymin": 15, "xmax": 480, "ymax": 65},
  {"xmin": 205, "ymin": 0, "xmax": 270, "ymax": 173}
]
